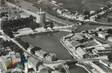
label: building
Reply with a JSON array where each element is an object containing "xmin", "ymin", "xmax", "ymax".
[
  {"xmin": 61, "ymin": 31, "xmax": 112, "ymax": 60},
  {"xmin": 107, "ymin": 36, "xmax": 112, "ymax": 42},
  {"xmin": 97, "ymin": 31, "xmax": 108, "ymax": 39}
]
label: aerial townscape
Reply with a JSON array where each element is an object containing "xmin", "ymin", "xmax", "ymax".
[{"xmin": 1, "ymin": 0, "xmax": 112, "ymax": 73}]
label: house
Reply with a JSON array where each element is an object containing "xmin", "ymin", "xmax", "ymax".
[
  {"xmin": 107, "ymin": 36, "xmax": 112, "ymax": 42},
  {"xmin": 97, "ymin": 32, "xmax": 108, "ymax": 39}
]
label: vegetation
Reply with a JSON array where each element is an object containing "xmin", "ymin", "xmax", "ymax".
[
  {"xmin": 1, "ymin": 15, "xmax": 40, "ymax": 38},
  {"xmin": 108, "ymin": 52, "xmax": 112, "ymax": 62},
  {"xmin": 30, "ymin": 47, "xmax": 42, "ymax": 54},
  {"xmin": 15, "ymin": 38, "xmax": 30, "ymax": 50}
]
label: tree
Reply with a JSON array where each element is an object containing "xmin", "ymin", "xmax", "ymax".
[
  {"xmin": 83, "ymin": 54, "xmax": 90, "ymax": 58},
  {"xmin": 49, "ymin": 22, "xmax": 54, "ymax": 29},
  {"xmin": 36, "ymin": 62, "xmax": 43, "ymax": 71},
  {"xmin": 15, "ymin": 38, "xmax": 29, "ymax": 49},
  {"xmin": 3, "ymin": 27, "xmax": 14, "ymax": 38},
  {"xmin": 43, "ymin": 53, "xmax": 49, "ymax": 58},
  {"xmin": 82, "ymin": 9, "xmax": 90, "ymax": 16},
  {"xmin": 107, "ymin": 29, "xmax": 112, "ymax": 34},
  {"xmin": 23, "ymin": 42, "xmax": 30, "ymax": 50},
  {"xmin": 108, "ymin": 52, "xmax": 112, "ymax": 62},
  {"xmin": 30, "ymin": 47, "xmax": 42, "ymax": 54},
  {"xmin": 66, "ymin": 61, "xmax": 78, "ymax": 68}
]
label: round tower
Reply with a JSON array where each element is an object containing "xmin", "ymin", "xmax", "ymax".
[{"xmin": 37, "ymin": 11, "xmax": 46, "ymax": 27}]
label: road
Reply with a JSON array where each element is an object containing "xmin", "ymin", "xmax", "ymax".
[
  {"xmin": 7, "ymin": 0, "xmax": 112, "ymax": 33},
  {"xmin": 0, "ymin": 29, "xmax": 73, "ymax": 73},
  {"xmin": 0, "ymin": 30, "xmax": 72, "ymax": 65},
  {"xmin": 14, "ymin": 25, "xmax": 73, "ymax": 37},
  {"xmin": 7, "ymin": 0, "xmax": 75, "ymax": 26},
  {"xmin": 18, "ymin": 0, "xmax": 112, "ymax": 27}
]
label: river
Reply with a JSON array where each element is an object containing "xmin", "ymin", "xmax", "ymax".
[
  {"xmin": 19, "ymin": 21, "xmax": 102, "ymax": 73},
  {"xmin": 7, "ymin": 0, "xmax": 110, "ymax": 73},
  {"xmin": 20, "ymin": 31, "xmax": 89, "ymax": 73},
  {"xmin": 55, "ymin": 0, "xmax": 109, "ymax": 12},
  {"xmin": 19, "ymin": 0, "xmax": 108, "ymax": 73}
]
